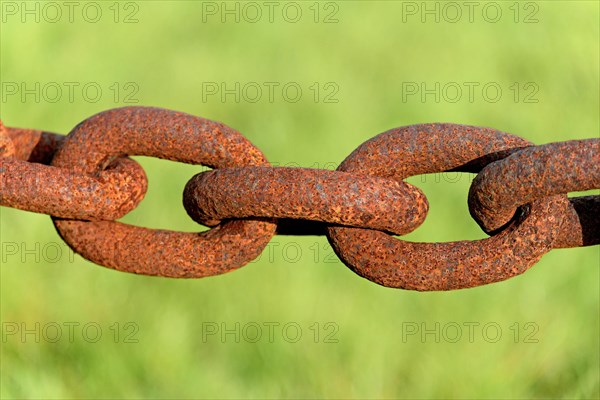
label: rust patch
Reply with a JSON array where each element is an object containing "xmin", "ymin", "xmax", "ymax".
[
  {"xmin": 327, "ymin": 123, "xmax": 568, "ymax": 291},
  {"xmin": 184, "ymin": 166, "xmax": 428, "ymax": 236},
  {"xmin": 468, "ymin": 139, "xmax": 600, "ymax": 247},
  {"xmin": 0, "ymin": 122, "xmax": 147, "ymax": 220},
  {"xmin": 51, "ymin": 106, "xmax": 276, "ymax": 278}
]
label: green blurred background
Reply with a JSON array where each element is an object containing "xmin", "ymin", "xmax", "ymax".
[{"xmin": 1, "ymin": 1, "xmax": 599, "ymax": 398}]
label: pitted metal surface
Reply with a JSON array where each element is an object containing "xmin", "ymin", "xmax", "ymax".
[{"xmin": 2, "ymin": 109, "xmax": 597, "ymax": 290}]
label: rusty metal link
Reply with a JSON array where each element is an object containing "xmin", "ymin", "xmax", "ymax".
[
  {"xmin": 50, "ymin": 107, "xmax": 276, "ymax": 278},
  {"xmin": 183, "ymin": 167, "xmax": 428, "ymax": 236},
  {"xmin": 468, "ymin": 139, "xmax": 600, "ymax": 247},
  {"xmin": 1, "ymin": 108, "xmax": 598, "ymax": 290},
  {"xmin": 0, "ymin": 122, "xmax": 16, "ymax": 157},
  {"xmin": 325, "ymin": 124, "xmax": 572, "ymax": 291},
  {"xmin": 0, "ymin": 121, "xmax": 148, "ymax": 220}
]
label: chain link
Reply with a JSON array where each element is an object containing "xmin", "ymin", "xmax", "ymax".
[{"xmin": 1, "ymin": 107, "xmax": 598, "ymax": 290}]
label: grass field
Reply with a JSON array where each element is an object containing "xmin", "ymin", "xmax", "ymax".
[{"xmin": 1, "ymin": 1, "xmax": 599, "ymax": 398}]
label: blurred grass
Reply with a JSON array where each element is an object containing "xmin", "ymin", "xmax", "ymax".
[{"xmin": 1, "ymin": 1, "xmax": 599, "ymax": 399}]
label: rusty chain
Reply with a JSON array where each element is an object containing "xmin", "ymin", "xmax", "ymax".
[{"xmin": 1, "ymin": 106, "xmax": 598, "ymax": 291}]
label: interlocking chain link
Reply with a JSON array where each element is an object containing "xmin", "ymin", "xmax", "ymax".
[{"xmin": 1, "ymin": 107, "xmax": 598, "ymax": 291}]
